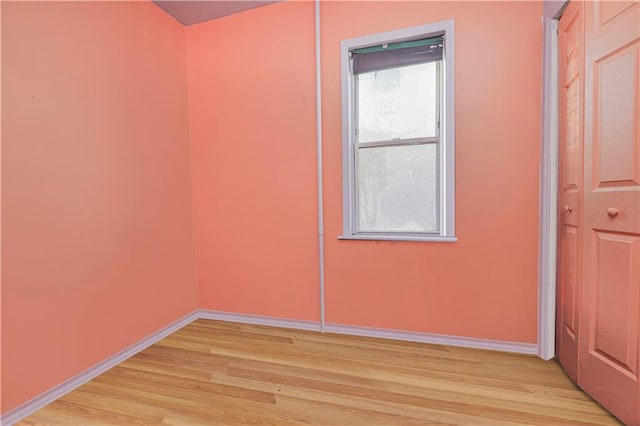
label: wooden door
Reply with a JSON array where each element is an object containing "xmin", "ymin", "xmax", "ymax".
[
  {"xmin": 580, "ymin": 1, "xmax": 640, "ymax": 424},
  {"xmin": 557, "ymin": 0, "xmax": 585, "ymax": 384}
]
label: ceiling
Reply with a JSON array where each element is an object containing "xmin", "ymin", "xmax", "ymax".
[{"xmin": 153, "ymin": 0, "xmax": 281, "ymax": 26}]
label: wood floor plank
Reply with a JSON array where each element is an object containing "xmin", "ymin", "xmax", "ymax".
[
  {"xmin": 109, "ymin": 365, "xmax": 276, "ymax": 404},
  {"xmin": 79, "ymin": 379, "xmax": 279, "ymax": 423},
  {"xmin": 372, "ymin": 369, "xmax": 608, "ymax": 414},
  {"xmin": 210, "ymin": 369, "xmax": 521, "ymax": 426},
  {"xmin": 85, "ymin": 373, "xmax": 289, "ymax": 424},
  {"xmin": 225, "ymin": 363, "xmax": 605, "ymax": 425},
  {"xmin": 273, "ymin": 394, "xmax": 447, "ymax": 426},
  {"xmin": 17, "ymin": 319, "xmax": 621, "ymax": 425}
]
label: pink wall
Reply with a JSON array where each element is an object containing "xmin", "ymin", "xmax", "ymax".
[
  {"xmin": 1, "ymin": 1, "xmax": 197, "ymax": 413},
  {"xmin": 321, "ymin": 2, "xmax": 542, "ymax": 343},
  {"xmin": 186, "ymin": 1, "xmax": 320, "ymax": 320},
  {"xmin": 187, "ymin": 1, "xmax": 542, "ymax": 343}
]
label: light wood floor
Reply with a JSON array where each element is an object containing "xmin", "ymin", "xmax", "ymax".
[{"xmin": 19, "ymin": 319, "xmax": 620, "ymax": 425}]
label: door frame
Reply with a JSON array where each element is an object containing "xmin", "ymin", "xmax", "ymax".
[{"xmin": 538, "ymin": 0, "xmax": 568, "ymax": 360}]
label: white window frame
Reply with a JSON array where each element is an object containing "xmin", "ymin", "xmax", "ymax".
[{"xmin": 339, "ymin": 20, "xmax": 456, "ymax": 242}]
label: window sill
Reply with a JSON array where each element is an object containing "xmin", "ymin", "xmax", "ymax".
[{"xmin": 338, "ymin": 234, "xmax": 458, "ymax": 243}]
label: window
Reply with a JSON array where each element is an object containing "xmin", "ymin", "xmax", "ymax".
[{"xmin": 339, "ymin": 21, "xmax": 456, "ymax": 242}]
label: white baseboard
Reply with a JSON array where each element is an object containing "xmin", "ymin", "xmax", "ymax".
[
  {"xmin": 1, "ymin": 309, "xmax": 537, "ymax": 425},
  {"xmin": 324, "ymin": 322, "xmax": 538, "ymax": 355},
  {"xmin": 196, "ymin": 309, "xmax": 322, "ymax": 332},
  {"xmin": 196, "ymin": 310, "xmax": 536, "ymax": 355},
  {"xmin": 1, "ymin": 310, "xmax": 200, "ymax": 426}
]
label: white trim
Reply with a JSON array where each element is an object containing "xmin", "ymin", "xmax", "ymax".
[
  {"xmin": 197, "ymin": 310, "xmax": 535, "ymax": 355},
  {"xmin": 338, "ymin": 234, "xmax": 457, "ymax": 243},
  {"xmin": 340, "ymin": 20, "xmax": 456, "ymax": 241},
  {"xmin": 537, "ymin": 17, "xmax": 560, "ymax": 361},
  {"xmin": 0, "ymin": 310, "xmax": 200, "ymax": 426},
  {"xmin": 441, "ymin": 20, "xmax": 455, "ymax": 239},
  {"xmin": 314, "ymin": 0, "xmax": 326, "ymax": 334},
  {"xmin": 324, "ymin": 323, "xmax": 538, "ymax": 355},
  {"xmin": 340, "ymin": 37, "xmax": 353, "ymax": 239},
  {"xmin": 197, "ymin": 309, "xmax": 322, "ymax": 332},
  {"xmin": 1, "ymin": 309, "xmax": 540, "ymax": 424}
]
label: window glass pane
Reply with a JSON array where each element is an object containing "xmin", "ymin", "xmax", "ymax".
[
  {"xmin": 358, "ymin": 62, "xmax": 437, "ymax": 143},
  {"xmin": 357, "ymin": 144, "xmax": 437, "ymax": 232}
]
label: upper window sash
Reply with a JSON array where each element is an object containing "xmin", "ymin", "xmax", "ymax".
[{"xmin": 353, "ymin": 61, "xmax": 442, "ymax": 146}]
